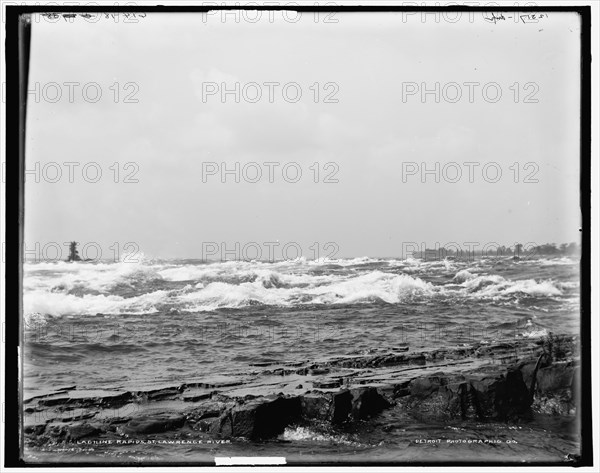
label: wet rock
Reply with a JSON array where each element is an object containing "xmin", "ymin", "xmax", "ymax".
[
  {"xmin": 25, "ymin": 390, "xmax": 70, "ymax": 404},
  {"xmin": 194, "ymin": 380, "xmax": 244, "ymax": 389},
  {"xmin": 407, "ymin": 354, "xmax": 427, "ymax": 365},
  {"xmin": 392, "ymin": 380, "xmax": 411, "ymax": 398},
  {"xmin": 25, "ymin": 334, "xmax": 581, "ymax": 449},
  {"xmin": 330, "ymin": 390, "xmax": 353, "ymax": 424},
  {"xmin": 59, "ymin": 410, "xmax": 99, "ymax": 422},
  {"xmin": 47, "ymin": 425, "xmax": 68, "ymax": 440},
  {"xmin": 197, "ymin": 407, "xmax": 224, "ymax": 420},
  {"xmin": 308, "ymin": 368, "xmax": 329, "ymax": 375},
  {"xmin": 400, "ymin": 376, "xmax": 467, "ymax": 420},
  {"xmin": 185, "ymin": 403, "xmax": 225, "ymax": 430},
  {"xmin": 350, "ymin": 387, "xmax": 391, "ymax": 419},
  {"xmin": 301, "ymin": 393, "xmax": 331, "ymax": 420},
  {"xmin": 458, "ymin": 383, "xmax": 479, "ymax": 419},
  {"xmin": 209, "ymin": 412, "xmax": 233, "ymax": 437},
  {"xmin": 182, "ymin": 393, "xmax": 212, "ymax": 402},
  {"xmin": 395, "ymin": 368, "xmax": 535, "ymax": 421},
  {"xmin": 146, "ymin": 387, "xmax": 184, "ymax": 401},
  {"xmin": 425, "ymin": 350, "xmax": 446, "ymax": 360},
  {"xmin": 409, "ymin": 374, "xmax": 453, "ymax": 398},
  {"xmin": 191, "ymin": 407, "xmax": 225, "ymax": 432},
  {"xmin": 571, "ymin": 365, "xmax": 580, "ymax": 408},
  {"xmin": 535, "ymin": 362, "xmax": 574, "ymax": 395},
  {"xmin": 24, "ymin": 424, "xmax": 46, "ymax": 436},
  {"xmin": 67, "ymin": 423, "xmax": 101, "ymax": 441},
  {"xmin": 121, "ymin": 414, "xmax": 186, "ymax": 435},
  {"xmin": 38, "ymin": 397, "xmax": 73, "ymax": 407},
  {"xmin": 469, "ymin": 368, "xmax": 531, "ymax": 420},
  {"xmin": 533, "ymin": 396, "xmax": 574, "ymax": 416},
  {"xmin": 98, "ymin": 392, "xmax": 135, "ymax": 407},
  {"xmin": 374, "ymin": 383, "xmax": 397, "ymax": 399},
  {"xmin": 211, "ymin": 396, "xmax": 301, "ymax": 439},
  {"xmin": 300, "ymin": 387, "xmax": 390, "ymax": 423},
  {"xmin": 106, "ymin": 416, "xmax": 131, "ymax": 425},
  {"xmin": 194, "ymin": 418, "xmax": 215, "ymax": 432},
  {"xmin": 530, "ymin": 362, "xmax": 577, "ymax": 416},
  {"xmin": 313, "ymin": 379, "xmax": 341, "ymax": 389},
  {"xmin": 500, "ymin": 368, "xmax": 533, "ymax": 415},
  {"xmin": 516, "ymin": 359, "xmax": 541, "ymax": 389}
]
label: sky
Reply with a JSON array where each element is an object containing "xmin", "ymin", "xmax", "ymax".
[{"xmin": 24, "ymin": 10, "xmax": 582, "ymax": 259}]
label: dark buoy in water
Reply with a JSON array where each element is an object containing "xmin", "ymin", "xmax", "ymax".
[{"xmin": 67, "ymin": 241, "xmax": 82, "ymax": 262}]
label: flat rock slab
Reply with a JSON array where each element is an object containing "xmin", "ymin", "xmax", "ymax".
[
  {"xmin": 67, "ymin": 422, "xmax": 102, "ymax": 440},
  {"xmin": 24, "ymin": 334, "xmax": 579, "ymax": 445},
  {"xmin": 35, "ymin": 389, "xmax": 133, "ymax": 407},
  {"xmin": 120, "ymin": 413, "xmax": 186, "ymax": 435}
]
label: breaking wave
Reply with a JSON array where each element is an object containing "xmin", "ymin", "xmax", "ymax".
[
  {"xmin": 453, "ymin": 269, "xmax": 476, "ymax": 283},
  {"xmin": 460, "ymin": 274, "xmax": 563, "ymax": 298},
  {"xmin": 281, "ymin": 426, "xmax": 368, "ymax": 447},
  {"xmin": 23, "ymin": 257, "xmax": 575, "ymax": 319}
]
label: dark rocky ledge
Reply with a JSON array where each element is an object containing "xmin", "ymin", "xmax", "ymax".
[{"xmin": 24, "ymin": 333, "xmax": 579, "ymax": 445}]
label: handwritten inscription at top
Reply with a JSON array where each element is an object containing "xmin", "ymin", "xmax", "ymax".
[
  {"xmin": 39, "ymin": 12, "xmax": 147, "ymax": 22},
  {"xmin": 483, "ymin": 12, "xmax": 506, "ymax": 24},
  {"xmin": 483, "ymin": 12, "xmax": 550, "ymax": 25},
  {"xmin": 519, "ymin": 13, "xmax": 549, "ymax": 24}
]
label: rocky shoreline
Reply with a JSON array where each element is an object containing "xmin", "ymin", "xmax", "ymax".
[{"xmin": 24, "ymin": 333, "xmax": 579, "ymax": 447}]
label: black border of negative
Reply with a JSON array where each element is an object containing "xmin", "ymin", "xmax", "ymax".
[{"xmin": 3, "ymin": 3, "xmax": 593, "ymax": 468}]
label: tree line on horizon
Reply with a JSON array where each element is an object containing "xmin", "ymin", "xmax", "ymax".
[{"xmin": 412, "ymin": 242, "xmax": 580, "ymax": 259}]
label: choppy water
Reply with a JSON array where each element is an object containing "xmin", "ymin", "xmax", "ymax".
[{"xmin": 23, "ymin": 255, "xmax": 581, "ymax": 463}]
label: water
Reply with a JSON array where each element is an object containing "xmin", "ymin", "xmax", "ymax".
[{"xmin": 23, "ymin": 255, "xmax": 581, "ymax": 463}]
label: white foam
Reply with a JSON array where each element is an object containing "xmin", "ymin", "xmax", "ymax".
[
  {"xmin": 519, "ymin": 328, "xmax": 549, "ymax": 339},
  {"xmin": 453, "ymin": 269, "xmax": 476, "ymax": 283},
  {"xmin": 23, "ymin": 259, "xmax": 574, "ymax": 316},
  {"xmin": 174, "ymin": 270, "xmax": 432, "ymax": 312},
  {"xmin": 24, "ymin": 260, "xmax": 163, "ymax": 293},
  {"xmin": 23, "ymin": 289, "xmax": 167, "ymax": 317},
  {"xmin": 281, "ymin": 426, "xmax": 360, "ymax": 446}
]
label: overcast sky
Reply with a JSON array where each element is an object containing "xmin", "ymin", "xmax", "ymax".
[{"xmin": 24, "ymin": 11, "xmax": 581, "ymax": 259}]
